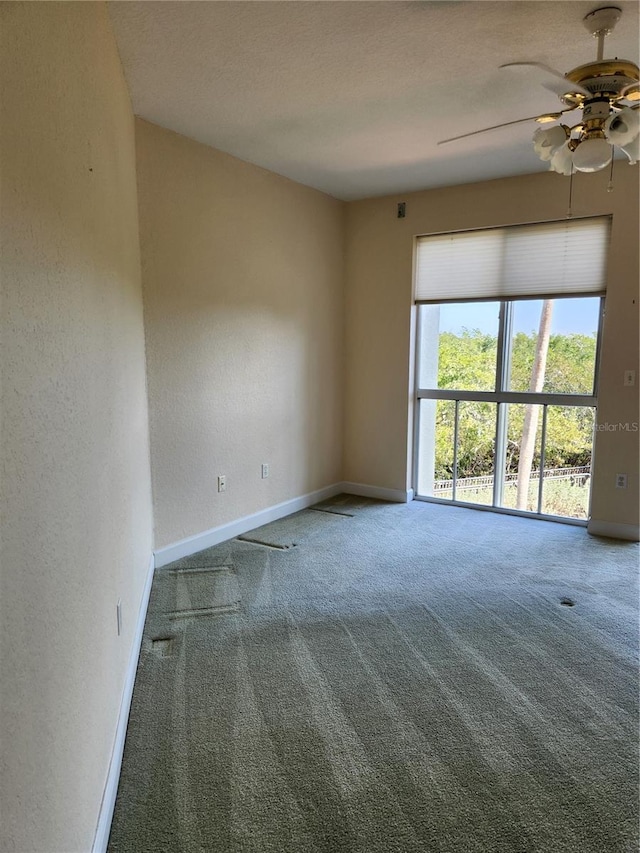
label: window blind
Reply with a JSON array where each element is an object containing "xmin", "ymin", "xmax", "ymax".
[{"xmin": 415, "ymin": 216, "xmax": 610, "ymax": 303}]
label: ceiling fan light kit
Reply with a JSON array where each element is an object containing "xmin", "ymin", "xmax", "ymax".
[{"xmin": 438, "ymin": 6, "xmax": 639, "ymax": 178}]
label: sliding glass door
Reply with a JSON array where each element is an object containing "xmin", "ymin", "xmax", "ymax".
[{"xmin": 414, "ymin": 296, "xmax": 602, "ymax": 522}]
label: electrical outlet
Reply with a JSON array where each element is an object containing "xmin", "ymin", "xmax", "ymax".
[
  {"xmin": 616, "ymin": 473, "xmax": 627, "ymax": 489},
  {"xmin": 116, "ymin": 600, "xmax": 122, "ymax": 636},
  {"xmin": 261, "ymin": 463, "xmax": 269, "ymax": 479},
  {"xmin": 218, "ymin": 475, "xmax": 227, "ymax": 493},
  {"xmin": 624, "ymin": 370, "xmax": 636, "ymax": 387}
]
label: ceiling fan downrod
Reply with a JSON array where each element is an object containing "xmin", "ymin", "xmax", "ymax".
[{"xmin": 583, "ymin": 6, "xmax": 622, "ymax": 62}]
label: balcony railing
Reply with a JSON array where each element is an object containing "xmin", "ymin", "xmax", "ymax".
[{"xmin": 433, "ymin": 465, "xmax": 591, "ymax": 493}]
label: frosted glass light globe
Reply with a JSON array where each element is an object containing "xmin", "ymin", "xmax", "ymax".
[
  {"xmin": 572, "ymin": 138, "xmax": 613, "ymax": 172},
  {"xmin": 621, "ymin": 134, "xmax": 639, "ymax": 165},
  {"xmin": 604, "ymin": 107, "xmax": 640, "ymax": 147},
  {"xmin": 549, "ymin": 142, "xmax": 574, "ymax": 175},
  {"xmin": 533, "ymin": 125, "xmax": 568, "ymax": 161}
]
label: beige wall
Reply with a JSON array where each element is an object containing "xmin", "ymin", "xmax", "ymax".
[
  {"xmin": 0, "ymin": 4, "xmax": 153, "ymax": 852},
  {"xmin": 344, "ymin": 166, "xmax": 639, "ymax": 531},
  {"xmin": 135, "ymin": 120, "xmax": 344, "ymax": 550}
]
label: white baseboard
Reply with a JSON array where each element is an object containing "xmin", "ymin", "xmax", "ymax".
[
  {"xmin": 341, "ymin": 481, "xmax": 414, "ymax": 503},
  {"xmin": 587, "ymin": 519, "xmax": 640, "ymax": 542},
  {"xmin": 92, "ymin": 553, "xmax": 155, "ymax": 853},
  {"xmin": 154, "ymin": 483, "xmax": 343, "ymax": 568}
]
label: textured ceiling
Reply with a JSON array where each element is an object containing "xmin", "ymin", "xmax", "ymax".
[{"xmin": 108, "ymin": 1, "xmax": 640, "ymax": 200}]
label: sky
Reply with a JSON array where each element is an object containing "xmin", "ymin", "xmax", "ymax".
[{"xmin": 439, "ymin": 297, "xmax": 600, "ymax": 337}]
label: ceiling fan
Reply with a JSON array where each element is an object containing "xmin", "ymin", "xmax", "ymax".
[{"xmin": 438, "ymin": 5, "xmax": 639, "ymax": 175}]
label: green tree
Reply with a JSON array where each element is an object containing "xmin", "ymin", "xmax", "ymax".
[{"xmin": 433, "ymin": 326, "xmax": 596, "ymax": 481}]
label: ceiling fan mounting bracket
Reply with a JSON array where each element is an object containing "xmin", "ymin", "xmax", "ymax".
[{"xmin": 583, "ymin": 6, "xmax": 622, "ymax": 38}]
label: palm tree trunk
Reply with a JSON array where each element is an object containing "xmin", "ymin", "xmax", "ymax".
[{"xmin": 516, "ymin": 300, "xmax": 554, "ymax": 510}]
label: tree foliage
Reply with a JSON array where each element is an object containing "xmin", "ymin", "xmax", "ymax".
[{"xmin": 432, "ymin": 328, "xmax": 596, "ymax": 480}]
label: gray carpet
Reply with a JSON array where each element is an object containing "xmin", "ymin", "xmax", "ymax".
[
  {"xmin": 237, "ymin": 508, "xmax": 348, "ymax": 548},
  {"xmin": 108, "ymin": 497, "xmax": 639, "ymax": 853}
]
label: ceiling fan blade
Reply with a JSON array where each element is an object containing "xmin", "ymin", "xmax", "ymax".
[
  {"xmin": 438, "ymin": 114, "xmax": 560, "ymax": 146},
  {"xmin": 500, "ymin": 61, "xmax": 591, "ymax": 97}
]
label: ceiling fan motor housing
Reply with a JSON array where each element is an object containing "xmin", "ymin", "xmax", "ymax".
[
  {"xmin": 565, "ymin": 60, "xmax": 639, "ymax": 99},
  {"xmin": 562, "ymin": 59, "xmax": 639, "ymax": 146}
]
